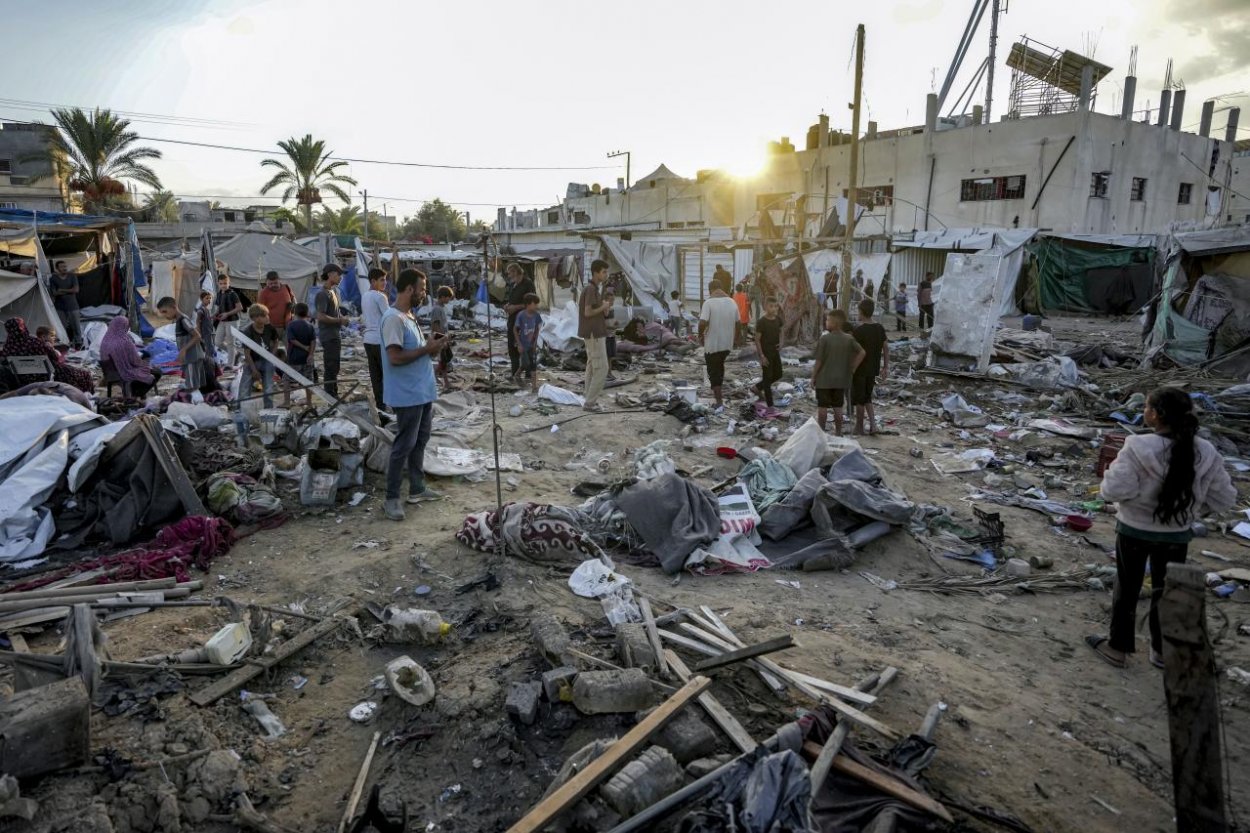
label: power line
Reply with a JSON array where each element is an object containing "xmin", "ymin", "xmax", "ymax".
[
  {"xmin": 0, "ymin": 113, "xmax": 618, "ymax": 171},
  {"xmin": 135, "ymin": 191, "xmax": 552, "ymax": 208},
  {"xmin": 0, "ymin": 97, "xmax": 254, "ymax": 131}
]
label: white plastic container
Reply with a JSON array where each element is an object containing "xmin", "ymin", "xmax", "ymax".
[
  {"xmin": 385, "ymin": 655, "xmax": 436, "ymax": 706},
  {"xmin": 205, "ymin": 622, "xmax": 252, "ymax": 665},
  {"xmin": 673, "ymin": 385, "xmax": 698, "ymax": 405}
]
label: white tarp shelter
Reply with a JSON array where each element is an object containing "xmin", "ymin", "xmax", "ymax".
[
  {"xmin": 0, "ymin": 268, "xmax": 61, "ymax": 336},
  {"xmin": 182, "ymin": 222, "xmax": 321, "ymax": 296},
  {"xmin": 791, "ymin": 249, "xmax": 891, "ymax": 298},
  {"xmin": 894, "ymin": 227, "xmax": 1036, "ymax": 317},
  {"xmin": 598, "ymin": 237, "xmax": 677, "ymax": 315}
]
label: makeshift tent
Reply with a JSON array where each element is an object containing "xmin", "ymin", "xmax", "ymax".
[
  {"xmin": 0, "ymin": 209, "xmax": 131, "ymax": 310},
  {"xmin": 791, "ymin": 248, "xmax": 891, "ymax": 301},
  {"xmin": 759, "ymin": 256, "xmax": 823, "ymax": 345},
  {"xmin": 597, "ymin": 237, "xmax": 678, "ymax": 316},
  {"xmin": 1028, "ymin": 233, "xmax": 1157, "ymax": 313},
  {"xmin": 147, "ymin": 260, "xmax": 201, "ymax": 318},
  {"xmin": 182, "ymin": 222, "xmax": 320, "ymax": 298},
  {"xmin": 1146, "ymin": 227, "xmax": 1250, "ymax": 370},
  {"xmin": 0, "ymin": 268, "xmax": 61, "ymax": 335},
  {"xmin": 892, "ymin": 227, "xmax": 1036, "ymax": 317}
]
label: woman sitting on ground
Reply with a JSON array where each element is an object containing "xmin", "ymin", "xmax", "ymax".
[
  {"xmin": 0, "ymin": 317, "xmax": 95, "ymax": 393},
  {"xmin": 1087, "ymin": 387, "xmax": 1237, "ymax": 669},
  {"xmin": 99, "ymin": 314, "xmax": 163, "ymax": 398}
]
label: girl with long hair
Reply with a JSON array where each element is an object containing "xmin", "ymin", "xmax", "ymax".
[{"xmin": 1087, "ymin": 387, "xmax": 1237, "ymax": 668}]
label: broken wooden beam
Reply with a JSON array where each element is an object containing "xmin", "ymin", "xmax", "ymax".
[
  {"xmin": 0, "ymin": 676, "xmax": 90, "ymax": 777},
  {"xmin": 0, "ymin": 577, "xmax": 180, "ymax": 604},
  {"xmin": 692, "ymin": 634, "xmax": 795, "ymax": 672},
  {"xmin": 338, "ymin": 731, "xmax": 381, "ymax": 833},
  {"xmin": 637, "ymin": 596, "xmax": 669, "ymax": 680},
  {"xmin": 802, "ymin": 741, "xmax": 954, "ymax": 823},
  {"xmin": 136, "ymin": 414, "xmax": 207, "ymax": 516},
  {"xmin": 809, "ymin": 667, "xmax": 898, "ymax": 791},
  {"xmin": 506, "ymin": 676, "xmax": 711, "ymax": 833},
  {"xmin": 664, "ymin": 649, "xmax": 755, "ymax": 754},
  {"xmin": 190, "ymin": 610, "xmax": 357, "ymax": 706}
]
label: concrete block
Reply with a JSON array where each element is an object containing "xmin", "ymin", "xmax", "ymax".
[
  {"xmin": 600, "ymin": 746, "xmax": 685, "ymax": 817},
  {"xmin": 1005, "ymin": 558, "xmax": 1031, "ymax": 578},
  {"xmin": 686, "ymin": 754, "xmax": 735, "ymax": 779},
  {"xmin": 572, "ymin": 668, "xmax": 655, "ymax": 715},
  {"xmin": 505, "ymin": 681, "xmax": 542, "ymax": 726},
  {"xmin": 541, "ymin": 666, "xmax": 577, "ymax": 703},
  {"xmin": 643, "ymin": 708, "xmax": 718, "ymax": 764},
  {"xmin": 531, "ymin": 614, "xmax": 573, "ymax": 667},
  {"xmin": 614, "ymin": 622, "xmax": 656, "ymax": 670}
]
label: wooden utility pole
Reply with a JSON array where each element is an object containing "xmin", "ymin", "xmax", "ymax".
[
  {"xmin": 839, "ymin": 24, "xmax": 865, "ymax": 315},
  {"xmin": 1159, "ymin": 563, "xmax": 1228, "ymax": 832}
]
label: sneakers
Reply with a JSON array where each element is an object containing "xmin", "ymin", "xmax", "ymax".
[
  {"xmin": 712, "ymin": 404, "xmax": 726, "ymax": 415},
  {"xmin": 406, "ymin": 487, "xmax": 443, "ymax": 505},
  {"xmin": 383, "ymin": 499, "xmax": 405, "ymax": 521}
]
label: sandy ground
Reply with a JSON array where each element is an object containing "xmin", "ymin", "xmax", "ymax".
[{"xmin": 15, "ymin": 313, "xmax": 1250, "ymax": 833}]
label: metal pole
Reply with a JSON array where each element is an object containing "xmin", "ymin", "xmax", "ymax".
[
  {"xmin": 362, "ymin": 189, "xmax": 369, "ymax": 240},
  {"xmin": 840, "ymin": 24, "xmax": 865, "ymax": 315},
  {"xmin": 985, "ymin": 0, "xmax": 1000, "ymax": 123}
]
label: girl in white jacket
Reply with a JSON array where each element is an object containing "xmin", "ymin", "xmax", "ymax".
[{"xmin": 1087, "ymin": 387, "xmax": 1237, "ymax": 668}]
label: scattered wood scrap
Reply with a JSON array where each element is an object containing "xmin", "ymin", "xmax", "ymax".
[
  {"xmin": 801, "ymin": 742, "xmax": 954, "ymax": 823},
  {"xmin": 664, "ymin": 649, "xmax": 755, "ymax": 754},
  {"xmin": 692, "ymin": 634, "xmax": 794, "ymax": 672}
]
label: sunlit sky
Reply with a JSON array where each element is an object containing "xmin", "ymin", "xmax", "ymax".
[{"xmin": 5, "ymin": 0, "xmax": 1248, "ymax": 220}]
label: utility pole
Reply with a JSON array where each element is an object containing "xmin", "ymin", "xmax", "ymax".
[
  {"xmin": 361, "ymin": 189, "xmax": 369, "ymax": 240},
  {"xmin": 608, "ymin": 150, "xmax": 631, "ymax": 189},
  {"xmin": 985, "ymin": 0, "xmax": 1003, "ymax": 123},
  {"xmin": 382, "ymin": 203, "xmax": 389, "ymax": 241},
  {"xmin": 840, "ymin": 24, "xmax": 865, "ymax": 315}
]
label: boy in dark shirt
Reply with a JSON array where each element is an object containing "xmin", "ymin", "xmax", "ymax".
[
  {"xmin": 513, "ymin": 293, "xmax": 542, "ymax": 394},
  {"xmin": 852, "ymin": 299, "xmax": 888, "ymax": 436},
  {"xmin": 283, "ymin": 303, "xmax": 316, "ymax": 408},
  {"xmin": 752, "ymin": 296, "xmax": 783, "ymax": 407},
  {"xmin": 240, "ymin": 304, "xmax": 280, "ymax": 408},
  {"xmin": 812, "ymin": 309, "xmax": 864, "ymax": 437}
]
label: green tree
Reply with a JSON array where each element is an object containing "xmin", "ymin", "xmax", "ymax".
[
  {"xmin": 21, "ymin": 107, "xmax": 163, "ymax": 214},
  {"xmin": 142, "ymin": 190, "xmax": 180, "ymax": 223},
  {"xmin": 396, "ymin": 198, "xmax": 466, "ymax": 242},
  {"xmin": 269, "ymin": 206, "xmax": 308, "ymax": 233},
  {"xmin": 317, "ymin": 204, "xmax": 364, "ymax": 235},
  {"xmin": 259, "ymin": 135, "xmax": 357, "ymax": 231}
]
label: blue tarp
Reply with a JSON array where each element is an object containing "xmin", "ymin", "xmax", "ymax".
[{"xmin": 0, "ymin": 208, "xmax": 125, "ymax": 231}]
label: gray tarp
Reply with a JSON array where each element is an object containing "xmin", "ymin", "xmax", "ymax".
[
  {"xmin": 182, "ymin": 222, "xmax": 321, "ymax": 296},
  {"xmin": 0, "ymin": 268, "xmax": 61, "ymax": 336},
  {"xmin": 615, "ymin": 473, "xmax": 720, "ymax": 574}
]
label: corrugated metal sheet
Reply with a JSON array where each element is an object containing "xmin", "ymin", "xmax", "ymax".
[
  {"xmin": 681, "ymin": 250, "xmax": 733, "ymax": 303},
  {"xmin": 733, "ymin": 249, "xmax": 754, "ymax": 281},
  {"xmin": 890, "ymin": 247, "xmax": 949, "ymax": 288}
]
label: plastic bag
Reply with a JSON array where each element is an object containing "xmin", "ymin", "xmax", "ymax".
[
  {"xmin": 538, "ymin": 383, "xmax": 585, "ymax": 407},
  {"xmin": 774, "ymin": 418, "xmax": 826, "ymax": 477}
]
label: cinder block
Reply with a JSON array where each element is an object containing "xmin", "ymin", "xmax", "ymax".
[{"xmin": 505, "ymin": 681, "xmax": 542, "ymax": 726}]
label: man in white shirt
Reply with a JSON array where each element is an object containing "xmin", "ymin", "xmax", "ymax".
[
  {"xmin": 361, "ymin": 267, "xmax": 390, "ymax": 411},
  {"xmin": 698, "ymin": 282, "xmax": 740, "ymax": 412}
]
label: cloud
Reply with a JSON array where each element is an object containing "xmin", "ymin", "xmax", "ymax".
[{"xmin": 1164, "ymin": 0, "xmax": 1250, "ymax": 83}]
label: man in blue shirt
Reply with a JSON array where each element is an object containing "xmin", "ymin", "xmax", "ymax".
[{"xmin": 381, "ymin": 268, "xmax": 448, "ymax": 521}]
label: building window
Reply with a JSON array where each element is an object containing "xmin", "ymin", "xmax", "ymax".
[
  {"xmin": 1130, "ymin": 177, "xmax": 1147, "ymax": 201},
  {"xmin": 546, "ymin": 211, "xmax": 560, "ymax": 225},
  {"xmin": 222, "ymin": 211, "xmax": 236, "ymax": 222},
  {"xmin": 1177, "ymin": 183, "xmax": 1193, "ymax": 205},
  {"xmin": 0, "ymin": 202, "xmax": 15, "ymax": 209},
  {"xmin": 960, "ymin": 175, "xmax": 1026, "ymax": 202},
  {"xmin": 573, "ymin": 211, "xmax": 590, "ymax": 224},
  {"xmin": 0, "ymin": 159, "xmax": 10, "ymax": 175},
  {"xmin": 1090, "ymin": 172, "xmax": 1110, "ymax": 198}
]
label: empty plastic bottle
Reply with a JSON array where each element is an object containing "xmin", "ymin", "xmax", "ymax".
[{"xmin": 382, "ymin": 607, "xmax": 452, "ymax": 644}]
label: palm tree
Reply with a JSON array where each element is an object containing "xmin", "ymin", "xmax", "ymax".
[
  {"xmin": 21, "ymin": 107, "xmax": 163, "ymax": 213},
  {"xmin": 259, "ymin": 135, "xmax": 357, "ymax": 231},
  {"xmin": 317, "ymin": 204, "xmax": 363, "ymax": 235},
  {"xmin": 142, "ymin": 190, "xmax": 180, "ymax": 223}
]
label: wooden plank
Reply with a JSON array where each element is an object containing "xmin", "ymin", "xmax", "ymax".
[
  {"xmin": 506, "ymin": 676, "xmax": 711, "ymax": 833},
  {"xmin": 800, "ymin": 742, "xmax": 954, "ymax": 823},
  {"xmin": 190, "ymin": 612, "xmax": 354, "ymax": 706},
  {"xmin": 692, "ymin": 635, "xmax": 795, "ymax": 672},
  {"xmin": 137, "ymin": 416, "xmax": 207, "ymax": 516},
  {"xmin": 1160, "ymin": 563, "xmax": 1228, "ymax": 832},
  {"xmin": 338, "ymin": 731, "xmax": 381, "ymax": 833},
  {"xmin": 810, "ymin": 667, "xmax": 898, "ymax": 791},
  {"xmin": 673, "ymin": 622, "xmax": 787, "ymax": 693},
  {"xmin": 0, "ymin": 577, "xmax": 177, "ymax": 603},
  {"xmin": 637, "ymin": 596, "xmax": 669, "ymax": 680},
  {"xmin": 0, "ymin": 676, "xmax": 91, "ymax": 777},
  {"xmin": 674, "ymin": 623, "xmax": 896, "ymax": 739},
  {"xmin": 229, "ymin": 326, "xmax": 392, "ymax": 446},
  {"xmin": 664, "ymin": 650, "xmax": 755, "ymax": 755},
  {"xmin": 6, "ymin": 633, "xmax": 28, "ymax": 653}
]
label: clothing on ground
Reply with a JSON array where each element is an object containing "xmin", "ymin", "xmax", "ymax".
[
  {"xmin": 456, "ymin": 501, "xmax": 606, "ymax": 564},
  {"xmin": 615, "ymin": 472, "xmax": 721, "ymax": 573}
]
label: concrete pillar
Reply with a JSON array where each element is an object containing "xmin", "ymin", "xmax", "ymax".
[
  {"xmin": 972, "ymin": 105, "xmax": 983, "ymax": 125},
  {"xmin": 1199, "ymin": 100, "xmax": 1215, "ymax": 137},
  {"xmin": 1158, "ymin": 89, "xmax": 1172, "ymax": 127},
  {"xmin": 866, "ymin": 120, "xmax": 878, "ymax": 138},
  {"xmin": 819, "ymin": 113, "xmax": 830, "ymax": 147},
  {"xmin": 1121, "ymin": 76, "xmax": 1137, "ymax": 119},
  {"xmin": 1170, "ymin": 89, "xmax": 1186, "ymax": 131},
  {"xmin": 925, "ymin": 93, "xmax": 938, "ymax": 133},
  {"xmin": 1227, "ymin": 108, "xmax": 1241, "ymax": 143},
  {"xmin": 1078, "ymin": 65, "xmax": 1094, "ymax": 110}
]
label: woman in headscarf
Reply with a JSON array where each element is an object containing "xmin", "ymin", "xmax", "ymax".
[
  {"xmin": 0, "ymin": 317, "xmax": 95, "ymax": 393},
  {"xmin": 99, "ymin": 315, "xmax": 162, "ymax": 398}
]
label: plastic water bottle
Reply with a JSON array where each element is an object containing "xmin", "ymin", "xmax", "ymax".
[{"xmin": 382, "ymin": 607, "xmax": 452, "ymax": 644}]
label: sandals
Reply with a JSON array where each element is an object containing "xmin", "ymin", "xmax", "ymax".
[{"xmin": 1085, "ymin": 635, "xmax": 1126, "ymax": 668}]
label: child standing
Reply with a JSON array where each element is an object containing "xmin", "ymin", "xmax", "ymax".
[
  {"xmin": 852, "ymin": 299, "xmax": 888, "ymax": 436},
  {"xmin": 239, "ymin": 304, "xmax": 280, "ymax": 409},
  {"xmin": 893, "ymin": 284, "xmax": 908, "ymax": 332},
  {"xmin": 283, "ymin": 302, "xmax": 316, "ymax": 408},
  {"xmin": 752, "ymin": 296, "xmax": 783, "ymax": 407},
  {"xmin": 430, "ymin": 286, "xmax": 455, "ymax": 390},
  {"xmin": 157, "ymin": 296, "xmax": 206, "ymax": 392},
  {"xmin": 811, "ymin": 309, "xmax": 864, "ymax": 437},
  {"xmin": 513, "ymin": 292, "xmax": 542, "ymax": 394},
  {"xmin": 196, "ymin": 290, "xmax": 217, "ymax": 357},
  {"xmin": 667, "ymin": 290, "xmax": 685, "ymax": 337},
  {"xmin": 732, "ymin": 282, "xmax": 750, "ymax": 346}
]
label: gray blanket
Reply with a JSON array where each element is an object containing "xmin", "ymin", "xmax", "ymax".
[{"xmin": 615, "ymin": 473, "xmax": 721, "ymax": 574}]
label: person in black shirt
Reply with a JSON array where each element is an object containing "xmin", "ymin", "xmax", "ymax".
[
  {"xmin": 239, "ymin": 303, "xmax": 281, "ymax": 408},
  {"xmin": 502, "ymin": 263, "xmax": 536, "ymax": 379},
  {"xmin": 851, "ymin": 298, "xmax": 888, "ymax": 435},
  {"xmin": 752, "ymin": 296, "xmax": 783, "ymax": 406}
]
